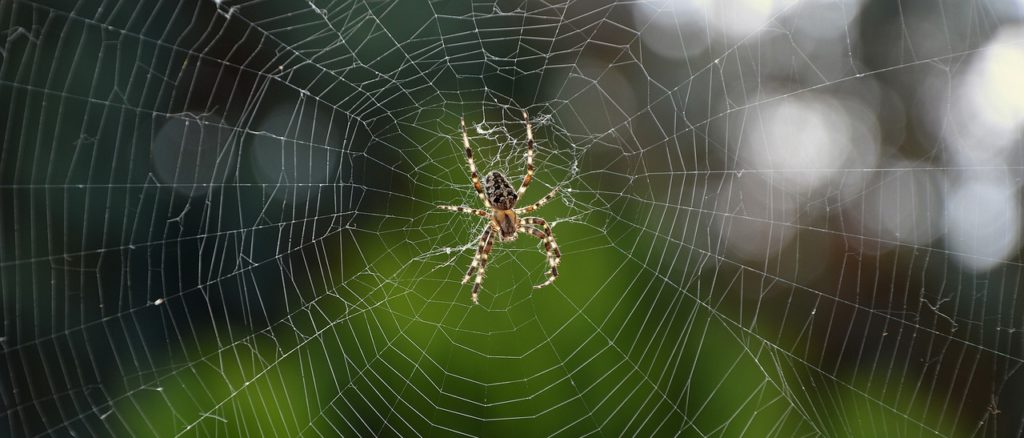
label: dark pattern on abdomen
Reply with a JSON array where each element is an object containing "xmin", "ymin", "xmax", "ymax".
[{"xmin": 485, "ymin": 171, "xmax": 517, "ymax": 210}]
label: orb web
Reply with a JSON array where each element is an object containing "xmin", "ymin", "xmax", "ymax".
[{"xmin": 2, "ymin": 0, "xmax": 1023, "ymax": 436}]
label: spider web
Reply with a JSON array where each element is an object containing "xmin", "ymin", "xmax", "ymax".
[{"xmin": 2, "ymin": 0, "xmax": 1024, "ymax": 436}]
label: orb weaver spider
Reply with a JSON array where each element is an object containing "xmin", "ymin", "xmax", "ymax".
[{"xmin": 438, "ymin": 111, "xmax": 561, "ymax": 304}]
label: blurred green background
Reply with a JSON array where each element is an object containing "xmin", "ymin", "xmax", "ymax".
[{"xmin": 3, "ymin": 0, "xmax": 1023, "ymax": 436}]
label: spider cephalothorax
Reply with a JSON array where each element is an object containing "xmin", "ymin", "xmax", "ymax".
[{"xmin": 438, "ymin": 111, "xmax": 561, "ymax": 304}]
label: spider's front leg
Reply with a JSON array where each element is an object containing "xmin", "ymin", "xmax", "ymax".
[
  {"xmin": 463, "ymin": 226, "xmax": 494, "ymax": 304},
  {"xmin": 461, "ymin": 117, "xmax": 492, "ymax": 209},
  {"xmin": 517, "ymin": 110, "xmax": 535, "ymax": 197}
]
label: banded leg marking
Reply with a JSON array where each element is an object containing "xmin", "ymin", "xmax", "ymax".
[
  {"xmin": 462, "ymin": 117, "xmax": 491, "ymax": 209},
  {"xmin": 463, "ymin": 227, "xmax": 492, "ymax": 286},
  {"xmin": 520, "ymin": 218, "xmax": 560, "ymax": 288},
  {"xmin": 514, "ymin": 187, "xmax": 558, "ymax": 215},
  {"xmin": 472, "ymin": 233, "xmax": 495, "ymax": 304},
  {"xmin": 517, "ymin": 110, "xmax": 535, "ymax": 197},
  {"xmin": 438, "ymin": 205, "xmax": 489, "ymax": 217}
]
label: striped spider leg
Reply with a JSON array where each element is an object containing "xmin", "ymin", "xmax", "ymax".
[
  {"xmin": 462, "ymin": 226, "xmax": 495, "ymax": 304},
  {"xmin": 461, "ymin": 117, "xmax": 491, "ymax": 209},
  {"xmin": 519, "ymin": 217, "xmax": 561, "ymax": 288},
  {"xmin": 517, "ymin": 110, "xmax": 535, "ymax": 197},
  {"xmin": 436, "ymin": 205, "xmax": 489, "ymax": 217},
  {"xmin": 514, "ymin": 187, "xmax": 558, "ymax": 215}
]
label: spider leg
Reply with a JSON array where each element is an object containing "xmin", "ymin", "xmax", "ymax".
[
  {"xmin": 522, "ymin": 217, "xmax": 561, "ymax": 259},
  {"xmin": 520, "ymin": 218, "xmax": 560, "ymax": 288},
  {"xmin": 519, "ymin": 224, "xmax": 557, "ymax": 267},
  {"xmin": 522, "ymin": 224, "xmax": 561, "ymax": 261},
  {"xmin": 516, "ymin": 110, "xmax": 535, "ymax": 198},
  {"xmin": 471, "ymin": 229, "xmax": 495, "ymax": 304},
  {"xmin": 437, "ymin": 205, "xmax": 489, "ymax": 217},
  {"xmin": 514, "ymin": 187, "xmax": 558, "ymax": 215},
  {"xmin": 463, "ymin": 226, "xmax": 492, "ymax": 285},
  {"xmin": 461, "ymin": 117, "xmax": 491, "ymax": 209}
]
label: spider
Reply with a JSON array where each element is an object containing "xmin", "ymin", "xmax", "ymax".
[{"xmin": 438, "ymin": 111, "xmax": 561, "ymax": 304}]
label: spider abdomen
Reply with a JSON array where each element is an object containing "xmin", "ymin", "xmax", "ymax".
[{"xmin": 485, "ymin": 171, "xmax": 518, "ymax": 210}]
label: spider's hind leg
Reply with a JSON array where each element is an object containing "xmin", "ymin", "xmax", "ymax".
[
  {"xmin": 472, "ymin": 233, "xmax": 495, "ymax": 304},
  {"xmin": 463, "ymin": 226, "xmax": 494, "ymax": 304},
  {"xmin": 520, "ymin": 218, "xmax": 560, "ymax": 289}
]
